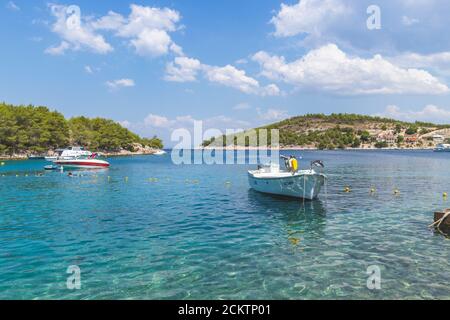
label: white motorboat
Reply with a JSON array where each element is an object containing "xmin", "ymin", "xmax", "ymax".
[
  {"xmin": 248, "ymin": 158, "xmax": 326, "ymax": 200},
  {"xmin": 45, "ymin": 146, "xmax": 92, "ymax": 161},
  {"xmin": 51, "ymin": 150, "xmax": 110, "ymax": 169},
  {"xmin": 154, "ymin": 150, "xmax": 167, "ymax": 155},
  {"xmin": 54, "ymin": 156, "xmax": 110, "ymax": 169},
  {"xmin": 434, "ymin": 144, "xmax": 450, "ymax": 152}
]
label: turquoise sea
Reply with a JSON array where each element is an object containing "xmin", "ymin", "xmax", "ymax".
[{"xmin": 1, "ymin": 150, "xmax": 450, "ymax": 299}]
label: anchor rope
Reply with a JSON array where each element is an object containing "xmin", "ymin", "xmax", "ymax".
[{"xmin": 302, "ymin": 171, "xmax": 306, "ymax": 206}]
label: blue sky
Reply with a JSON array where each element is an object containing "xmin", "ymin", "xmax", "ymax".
[{"xmin": 2, "ymin": 0, "xmax": 450, "ymax": 145}]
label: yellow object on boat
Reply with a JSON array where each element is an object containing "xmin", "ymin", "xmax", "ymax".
[
  {"xmin": 291, "ymin": 158, "xmax": 298, "ymax": 171},
  {"xmin": 289, "ymin": 158, "xmax": 298, "ymax": 172}
]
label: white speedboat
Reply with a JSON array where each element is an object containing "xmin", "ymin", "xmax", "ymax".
[
  {"xmin": 54, "ymin": 157, "xmax": 110, "ymax": 169},
  {"xmin": 52, "ymin": 151, "xmax": 110, "ymax": 169},
  {"xmin": 434, "ymin": 144, "xmax": 450, "ymax": 152},
  {"xmin": 154, "ymin": 150, "xmax": 166, "ymax": 155},
  {"xmin": 248, "ymin": 158, "xmax": 326, "ymax": 200},
  {"xmin": 45, "ymin": 146, "xmax": 92, "ymax": 161}
]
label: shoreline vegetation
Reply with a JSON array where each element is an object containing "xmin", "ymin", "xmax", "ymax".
[
  {"xmin": 0, "ymin": 103, "xmax": 163, "ymax": 160},
  {"xmin": 202, "ymin": 113, "xmax": 450, "ymax": 151}
]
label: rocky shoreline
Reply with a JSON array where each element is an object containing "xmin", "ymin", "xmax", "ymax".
[
  {"xmin": 1, "ymin": 146, "xmax": 439, "ymax": 160},
  {"xmin": 201, "ymin": 145, "xmax": 436, "ymax": 151},
  {"xmin": 0, "ymin": 146, "xmax": 165, "ymax": 161}
]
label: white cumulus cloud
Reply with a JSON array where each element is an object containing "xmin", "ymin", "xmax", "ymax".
[
  {"xmin": 164, "ymin": 57, "xmax": 202, "ymax": 82},
  {"xmin": 256, "ymin": 108, "xmax": 289, "ymax": 121},
  {"xmin": 119, "ymin": 120, "xmax": 131, "ymax": 128},
  {"xmin": 143, "ymin": 113, "xmax": 251, "ymax": 132},
  {"xmin": 252, "ymin": 44, "xmax": 449, "ymax": 95},
  {"xmin": 91, "ymin": 11, "xmax": 126, "ymax": 30},
  {"xmin": 165, "ymin": 57, "xmax": 281, "ymax": 96},
  {"xmin": 106, "ymin": 78, "xmax": 135, "ymax": 89},
  {"xmin": 6, "ymin": 1, "xmax": 20, "ymax": 11},
  {"xmin": 388, "ymin": 51, "xmax": 450, "ymax": 77},
  {"xmin": 84, "ymin": 65, "xmax": 94, "ymax": 74},
  {"xmin": 47, "ymin": 4, "xmax": 182, "ymax": 57},
  {"xmin": 46, "ymin": 4, "xmax": 113, "ymax": 55},
  {"xmin": 233, "ymin": 103, "xmax": 251, "ymax": 111},
  {"xmin": 92, "ymin": 4, "xmax": 182, "ymax": 57},
  {"xmin": 402, "ymin": 16, "xmax": 419, "ymax": 26},
  {"xmin": 377, "ymin": 105, "xmax": 450, "ymax": 123},
  {"xmin": 45, "ymin": 41, "xmax": 71, "ymax": 55},
  {"xmin": 270, "ymin": 0, "xmax": 349, "ymax": 38},
  {"xmin": 204, "ymin": 65, "xmax": 261, "ymax": 94}
]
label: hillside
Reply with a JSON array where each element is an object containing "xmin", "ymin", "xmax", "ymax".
[
  {"xmin": 203, "ymin": 113, "xmax": 450, "ymax": 149},
  {"xmin": 0, "ymin": 103, "xmax": 163, "ymax": 157}
]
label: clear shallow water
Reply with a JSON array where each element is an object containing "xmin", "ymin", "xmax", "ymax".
[{"xmin": 1, "ymin": 150, "xmax": 450, "ymax": 300}]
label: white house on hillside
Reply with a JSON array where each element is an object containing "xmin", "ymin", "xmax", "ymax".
[{"xmin": 433, "ymin": 134, "xmax": 444, "ymax": 143}]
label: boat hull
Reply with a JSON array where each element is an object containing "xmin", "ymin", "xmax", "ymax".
[
  {"xmin": 54, "ymin": 159, "xmax": 110, "ymax": 169},
  {"xmin": 248, "ymin": 171, "xmax": 326, "ymax": 200}
]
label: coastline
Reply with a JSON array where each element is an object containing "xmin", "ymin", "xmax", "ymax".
[
  {"xmin": 201, "ymin": 145, "xmax": 436, "ymax": 151},
  {"xmin": 1, "ymin": 146, "xmax": 439, "ymax": 161},
  {"xmin": 0, "ymin": 148, "xmax": 165, "ymax": 161}
]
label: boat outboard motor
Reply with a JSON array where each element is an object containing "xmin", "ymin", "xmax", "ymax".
[
  {"xmin": 280, "ymin": 155, "xmax": 290, "ymax": 170},
  {"xmin": 310, "ymin": 160, "xmax": 324, "ymax": 170}
]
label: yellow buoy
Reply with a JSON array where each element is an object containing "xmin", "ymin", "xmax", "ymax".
[
  {"xmin": 394, "ymin": 189, "xmax": 400, "ymax": 195},
  {"xmin": 443, "ymin": 192, "xmax": 448, "ymax": 198},
  {"xmin": 370, "ymin": 188, "xmax": 376, "ymax": 193},
  {"xmin": 344, "ymin": 186, "xmax": 351, "ymax": 193}
]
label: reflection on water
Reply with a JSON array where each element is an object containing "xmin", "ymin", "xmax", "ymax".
[
  {"xmin": 1, "ymin": 151, "xmax": 450, "ymax": 299},
  {"xmin": 247, "ymin": 189, "xmax": 328, "ymax": 252}
]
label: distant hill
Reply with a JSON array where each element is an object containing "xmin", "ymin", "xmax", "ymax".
[
  {"xmin": 203, "ymin": 113, "xmax": 450, "ymax": 149},
  {"xmin": 0, "ymin": 103, "xmax": 163, "ymax": 156}
]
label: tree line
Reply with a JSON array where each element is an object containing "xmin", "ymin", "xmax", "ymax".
[{"xmin": 0, "ymin": 103, "xmax": 163, "ymax": 155}]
